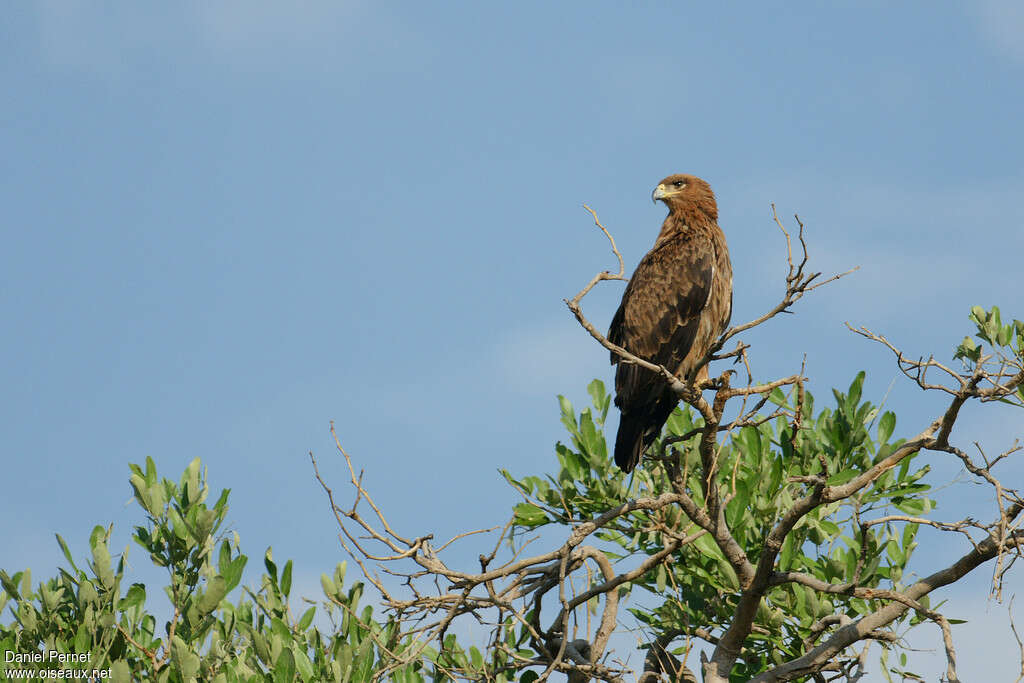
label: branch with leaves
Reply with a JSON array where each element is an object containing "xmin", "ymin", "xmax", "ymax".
[{"xmin": 311, "ymin": 206, "xmax": 1023, "ymax": 682}]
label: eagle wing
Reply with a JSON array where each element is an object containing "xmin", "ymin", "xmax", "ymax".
[{"xmin": 608, "ymin": 233, "xmax": 716, "ymax": 407}]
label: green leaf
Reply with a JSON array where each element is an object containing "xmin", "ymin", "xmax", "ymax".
[
  {"xmin": 779, "ymin": 534, "xmax": 795, "ymax": 570},
  {"xmin": 110, "ymin": 661, "xmax": 132, "ymax": 683},
  {"xmin": 274, "ymin": 648, "xmax": 297, "ymax": 683},
  {"xmin": 91, "ymin": 532, "xmax": 114, "ymax": 589},
  {"xmin": 847, "ymin": 371, "xmax": 865, "ymax": 412},
  {"xmin": 692, "ymin": 532, "xmax": 722, "ymax": 560},
  {"xmin": 213, "ymin": 487, "xmax": 230, "ymax": 513},
  {"xmin": 74, "ymin": 624, "xmax": 90, "ymax": 652},
  {"xmin": 334, "ymin": 561, "xmax": 348, "ymax": 592},
  {"xmin": 218, "ymin": 540, "xmax": 232, "ymax": 574},
  {"xmin": 513, "ymin": 503, "xmax": 548, "ymax": 528},
  {"xmin": 293, "ymin": 644, "xmax": 315, "ymax": 681},
  {"xmin": 819, "ymin": 520, "xmax": 841, "ymax": 538},
  {"xmin": 578, "ymin": 410, "xmax": 605, "ymax": 462},
  {"xmin": 353, "ymin": 638, "xmax": 375, "ymax": 681},
  {"xmin": 118, "ymin": 583, "xmax": 146, "ymax": 611},
  {"xmin": 827, "ymin": 469, "xmax": 859, "ymax": 486},
  {"xmin": 78, "ymin": 579, "xmax": 98, "ymax": 604},
  {"xmin": 894, "ymin": 497, "xmax": 928, "ymax": 515},
  {"xmin": 902, "ymin": 522, "xmax": 919, "ymax": 551},
  {"xmin": 18, "ymin": 601, "xmax": 38, "ymax": 631},
  {"xmin": 736, "ymin": 425, "xmax": 761, "ymax": 456},
  {"xmin": 655, "ymin": 564, "xmax": 667, "ymax": 592},
  {"xmin": 998, "ymin": 322, "xmax": 1012, "ymax": 346},
  {"xmin": 726, "ymin": 480, "xmax": 751, "ymax": 530},
  {"xmin": 54, "ymin": 533, "xmax": 81, "ymax": 574},
  {"xmin": 198, "ymin": 576, "xmax": 227, "ymax": 614},
  {"xmin": 281, "ymin": 560, "xmax": 293, "ymax": 598},
  {"xmin": 181, "ymin": 457, "xmax": 202, "ymax": 503},
  {"xmin": 130, "ymin": 473, "xmax": 152, "ymax": 512},
  {"xmin": 558, "ymin": 395, "xmax": 576, "ymax": 435},
  {"xmin": 265, "ymin": 548, "xmax": 278, "ymax": 583},
  {"xmin": 716, "ymin": 557, "xmax": 740, "ymax": 591},
  {"xmin": 843, "ymin": 547, "xmax": 857, "ymax": 580},
  {"xmin": 320, "ymin": 573, "xmax": 336, "ymax": 599},
  {"xmin": 587, "ymin": 379, "xmax": 608, "ymax": 416},
  {"xmin": 298, "ymin": 606, "xmax": 316, "ymax": 631},
  {"xmin": 878, "ymin": 411, "xmax": 895, "ymax": 444},
  {"xmin": 886, "ymin": 539, "xmax": 904, "ymax": 565},
  {"xmin": 954, "ymin": 335, "xmax": 979, "ymax": 361},
  {"xmin": 223, "ymin": 556, "xmax": 247, "ymax": 593},
  {"xmin": 172, "ymin": 635, "xmax": 201, "ymax": 678},
  {"xmin": 0, "ymin": 570, "xmax": 20, "ymax": 600}
]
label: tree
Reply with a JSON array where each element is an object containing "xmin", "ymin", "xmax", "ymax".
[
  {"xmin": 3, "ymin": 208, "xmax": 1022, "ymax": 683},
  {"xmin": 0, "ymin": 458, "xmax": 453, "ymax": 682},
  {"xmin": 308, "ymin": 207, "xmax": 1024, "ymax": 682}
]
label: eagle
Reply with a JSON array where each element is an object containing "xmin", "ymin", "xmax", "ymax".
[{"xmin": 608, "ymin": 174, "xmax": 733, "ymax": 472}]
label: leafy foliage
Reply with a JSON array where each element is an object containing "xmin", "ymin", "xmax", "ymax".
[
  {"xmin": 504, "ymin": 374, "xmax": 937, "ymax": 678},
  {"xmin": 955, "ymin": 305, "xmax": 1024, "ymax": 363},
  {"xmin": 0, "ymin": 458, "xmax": 446, "ymax": 682},
  {"xmin": 955, "ymin": 305, "xmax": 1024, "ymax": 407}
]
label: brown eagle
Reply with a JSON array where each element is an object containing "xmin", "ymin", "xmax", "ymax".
[{"xmin": 608, "ymin": 174, "xmax": 733, "ymax": 472}]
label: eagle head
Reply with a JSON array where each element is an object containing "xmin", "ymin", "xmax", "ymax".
[{"xmin": 652, "ymin": 174, "xmax": 717, "ymax": 220}]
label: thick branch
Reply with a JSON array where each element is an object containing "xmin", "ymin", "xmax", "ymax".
[{"xmin": 751, "ymin": 530, "xmax": 1024, "ymax": 682}]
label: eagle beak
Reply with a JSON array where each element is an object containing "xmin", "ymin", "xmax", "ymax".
[{"xmin": 652, "ymin": 184, "xmax": 667, "ymax": 203}]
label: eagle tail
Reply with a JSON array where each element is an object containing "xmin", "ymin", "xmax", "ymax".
[
  {"xmin": 614, "ymin": 413, "xmax": 651, "ymax": 473},
  {"xmin": 614, "ymin": 413, "xmax": 638, "ymax": 473},
  {"xmin": 614, "ymin": 399, "xmax": 678, "ymax": 473}
]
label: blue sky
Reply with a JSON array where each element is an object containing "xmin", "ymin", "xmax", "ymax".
[{"xmin": 2, "ymin": 2, "xmax": 1023, "ymax": 679}]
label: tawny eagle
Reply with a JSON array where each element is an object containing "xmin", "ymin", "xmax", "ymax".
[{"xmin": 608, "ymin": 174, "xmax": 733, "ymax": 472}]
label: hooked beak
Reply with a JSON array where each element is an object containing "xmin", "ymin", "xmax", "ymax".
[{"xmin": 652, "ymin": 184, "xmax": 667, "ymax": 204}]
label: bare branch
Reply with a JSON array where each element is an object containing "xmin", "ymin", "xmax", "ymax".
[{"xmin": 1011, "ymin": 596, "xmax": 1024, "ymax": 683}]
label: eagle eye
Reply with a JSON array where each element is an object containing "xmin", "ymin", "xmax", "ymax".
[{"xmin": 673, "ymin": 180, "xmax": 685, "ymax": 188}]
